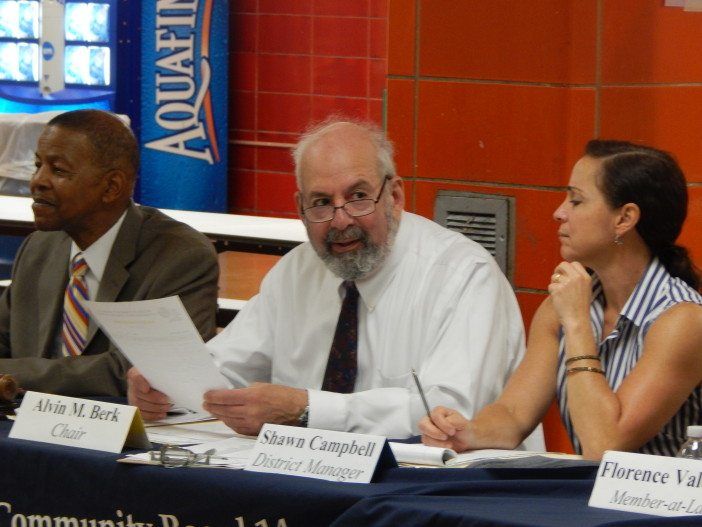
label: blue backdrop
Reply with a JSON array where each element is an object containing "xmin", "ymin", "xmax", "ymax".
[{"xmin": 138, "ymin": 0, "xmax": 228, "ymax": 212}]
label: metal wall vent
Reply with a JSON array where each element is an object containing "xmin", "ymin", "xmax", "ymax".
[{"xmin": 433, "ymin": 191, "xmax": 514, "ymax": 282}]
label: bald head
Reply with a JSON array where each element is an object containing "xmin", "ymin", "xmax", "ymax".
[{"xmin": 292, "ymin": 120, "xmax": 396, "ymax": 191}]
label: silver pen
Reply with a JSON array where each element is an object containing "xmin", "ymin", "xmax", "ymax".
[{"xmin": 411, "ymin": 368, "xmax": 433, "ymax": 421}]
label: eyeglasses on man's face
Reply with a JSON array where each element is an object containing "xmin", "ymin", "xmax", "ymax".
[{"xmin": 302, "ymin": 176, "xmax": 392, "ymax": 223}]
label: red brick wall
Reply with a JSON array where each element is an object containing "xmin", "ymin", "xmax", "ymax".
[
  {"xmin": 386, "ymin": 0, "xmax": 702, "ymax": 328},
  {"xmin": 228, "ymin": 0, "xmax": 388, "ymax": 217}
]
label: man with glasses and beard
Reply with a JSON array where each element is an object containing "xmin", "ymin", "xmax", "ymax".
[{"xmin": 128, "ymin": 119, "xmax": 530, "ymax": 441}]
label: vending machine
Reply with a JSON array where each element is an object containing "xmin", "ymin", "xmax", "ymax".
[
  {"xmin": 0, "ymin": 0, "xmax": 227, "ymax": 211},
  {"xmin": 0, "ymin": 0, "xmax": 228, "ymax": 276},
  {"xmin": 0, "ymin": 0, "xmax": 117, "ymax": 113}
]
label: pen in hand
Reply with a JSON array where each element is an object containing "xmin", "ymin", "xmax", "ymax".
[{"xmin": 411, "ymin": 368, "xmax": 434, "ymax": 425}]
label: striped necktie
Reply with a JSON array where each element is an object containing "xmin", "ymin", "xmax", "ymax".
[
  {"xmin": 61, "ymin": 253, "xmax": 90, "ymax": 357},
  {"xmin": 321, "ymin": 281, "xmax": 359, "ymax": 393}
]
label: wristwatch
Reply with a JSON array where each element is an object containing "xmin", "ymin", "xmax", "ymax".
[{"xmin": 297, "ymin": 405, "xmax": 309, "ymax": 428}]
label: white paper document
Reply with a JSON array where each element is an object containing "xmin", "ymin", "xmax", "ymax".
[
  {"xmin": 120, "ymin": 429, "xmax": 257, "ymax": 469},
  {"xmin": 389, "ymin": 443, "xmax": 581, "ymax": 468},
  {"xmin": 145, "ymin": 409, "xmax": 213, "ymax": 426},
  {"xmin": 85, "ymin": 297, "xmax": 233, "ymax": 413},
  {"xmin": 188, "ymin": 434, "xmax": 258, "ymax": 467},
  {"xmin": 389, "ymin": 443, "xmax": 457, "ymax": 466},
  {"xmin": 145, "ymin": 420, "xmax": 236, "ymax": 446}
]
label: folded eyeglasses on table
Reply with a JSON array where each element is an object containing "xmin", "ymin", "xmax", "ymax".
[{"xmin": 149, "ymin": 444, "xmax": 218, "ymax": 468}]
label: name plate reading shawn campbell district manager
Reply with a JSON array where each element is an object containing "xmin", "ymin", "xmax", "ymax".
[{"xmin": 244, "ymin": 423, "xmax": 397, "ymax": 483}]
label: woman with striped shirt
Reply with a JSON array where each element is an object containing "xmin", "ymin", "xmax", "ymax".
[{"xmin": 420, "ymin": 140, "xmax": 702, "ymax": 460}]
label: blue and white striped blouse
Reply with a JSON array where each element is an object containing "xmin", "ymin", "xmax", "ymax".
[{"xmin": 556, "ymin": 257, "xmax": 702, "ymax": 456}]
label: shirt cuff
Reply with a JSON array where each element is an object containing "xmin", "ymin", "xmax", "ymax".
[{"xmin": 307, "ymin": 389, "xmax": 347, "ymax": 432}]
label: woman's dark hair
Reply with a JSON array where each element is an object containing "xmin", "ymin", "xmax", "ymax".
[{"xmin": 585, "ymin": 139, "xmax": 699, "ymax": 290}]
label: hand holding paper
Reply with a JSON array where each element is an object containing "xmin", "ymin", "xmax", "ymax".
[
  {"xmin": 85, "ymin": 297, "xmax": 238, "ymax": 414},
  {"xmin": 127, "ymin": 367, "xmax": 171, "ymax": 420},
  {"xmin": 203, "ymin": 383, "xmax": 308, "ymax": 436}
]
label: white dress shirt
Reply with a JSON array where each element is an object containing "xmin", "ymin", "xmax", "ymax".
[
  {"xmin": 68, "ymin": 210, "xmax": 127, "ymax": 299},
  {"xmin": 53, "ymin": 211, "xmax": 127, "ymax": 356},
  {"xmin": 208, "ymin": 211, "xmax": 533, "ymax": 440}
]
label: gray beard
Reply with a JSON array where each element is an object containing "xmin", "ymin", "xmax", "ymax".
[{"xmin": 314, "ymin": 208, "xmax": 399, "ymax": 281}]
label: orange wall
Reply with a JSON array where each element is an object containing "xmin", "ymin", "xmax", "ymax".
[
  {"xmin": 227, "ymin": 0, "xmax": 387, "ymax": 217},
  {"xmin": 385, "ymin": 0, "xmax": 702, "ymax": 452},
  {"xmin": 387, "ymin": 0, "xmax": 702, "ymax": 327}
]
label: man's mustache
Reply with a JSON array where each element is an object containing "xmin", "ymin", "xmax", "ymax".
[{"xmin": 326, "ymin": 226, "xmax": 367, "ymax": 244}]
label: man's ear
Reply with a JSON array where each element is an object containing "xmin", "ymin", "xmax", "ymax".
[
  {"xmin": 390, "ymin": 176, "xmax": 405, "ymax": 210},
  {"xmin": 615, "ymin": 202, "xmax": 640, "ymax": 237},
  {"xmin": 102, "ymin": 169, "xmax": 130, "ymax": 204}
]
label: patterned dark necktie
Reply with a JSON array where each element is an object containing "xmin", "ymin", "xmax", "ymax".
[
  {"xmin": 61, "ymin": 253, "xmax": 90, "ymax": 357},
  {"xmin": 322, "ymin": 281, "xmax": 359, "ymax": 393}
]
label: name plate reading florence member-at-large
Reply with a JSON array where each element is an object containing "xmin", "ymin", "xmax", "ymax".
[
  {"xmin": 9, "ymin": 392, "xmax": 151, "ymax": 453},
  {"xmin": 589, "ymin": 450, "xmax": 702, "ymax": 517},
  {"xmin": 244, "ymin": 424, "xmax": 397, "ymax": 483}
]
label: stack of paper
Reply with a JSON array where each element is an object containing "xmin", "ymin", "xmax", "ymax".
[
  {"xmin": 145, "ymin": 420, "xmax": 235, "ymax": 446},
  {"xmin": 85, "ymin": 297, "xmax": 241, "ymax": 413},
  {"xmin": 389, "ymin": 443, "xmax": 582, "ymax": 468},
  {"xmin": 121, "ymin": 432, "xmax": 257, "ymax": 469}
]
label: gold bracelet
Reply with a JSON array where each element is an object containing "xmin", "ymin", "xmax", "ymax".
[
  {"xmin": 566, "ymin": 366, "xmax": 605, "ymax": 376},
  {"xmin": 565, "ymin": 355, "xmax": 600, "ymax": 366}
]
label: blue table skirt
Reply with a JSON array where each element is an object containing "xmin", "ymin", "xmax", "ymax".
[{"xmin": 1, "ymin": 422, "xmax": 699, "ymax": 527}]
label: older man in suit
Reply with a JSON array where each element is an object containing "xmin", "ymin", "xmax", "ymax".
[{"xmin": 0, "ymin": 109, "xmax": 219, "ymax": 396}]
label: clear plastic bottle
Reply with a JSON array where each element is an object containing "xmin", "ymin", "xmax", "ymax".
[{"xmin": 677, "ymin": 426, "xmax": 702, "ymax": 459}]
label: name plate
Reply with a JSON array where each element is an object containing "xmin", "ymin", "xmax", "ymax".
[
  {"xmin": 9, "ymin": 391, "xmax": 151, "ymax": 453},
  {"xmin": 244, "ymin": 424, "xmax": 397, "ymax": 483},
  {"xmin": 589, "ymin": 450, "xmax": 702, "ymax": 517}
]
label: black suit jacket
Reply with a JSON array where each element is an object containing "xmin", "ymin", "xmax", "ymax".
[{"xmin": 0, "ymin": 202, "xmax": 219, "ymax": 396}]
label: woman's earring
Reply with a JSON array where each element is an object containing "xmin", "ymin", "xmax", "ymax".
[{"xmin": 614, "ymin": 234, "xmax": 623, "ymax": 246}]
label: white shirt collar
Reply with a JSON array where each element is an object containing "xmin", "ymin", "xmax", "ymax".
[{"xmin": 69, "ymin": 210, "xmax": 128, "ymax": 284}]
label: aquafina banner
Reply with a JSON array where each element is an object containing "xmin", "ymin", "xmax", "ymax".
[{"xmin": 140, "ymin": 0, "xmax": 228, "ymax": 212}]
